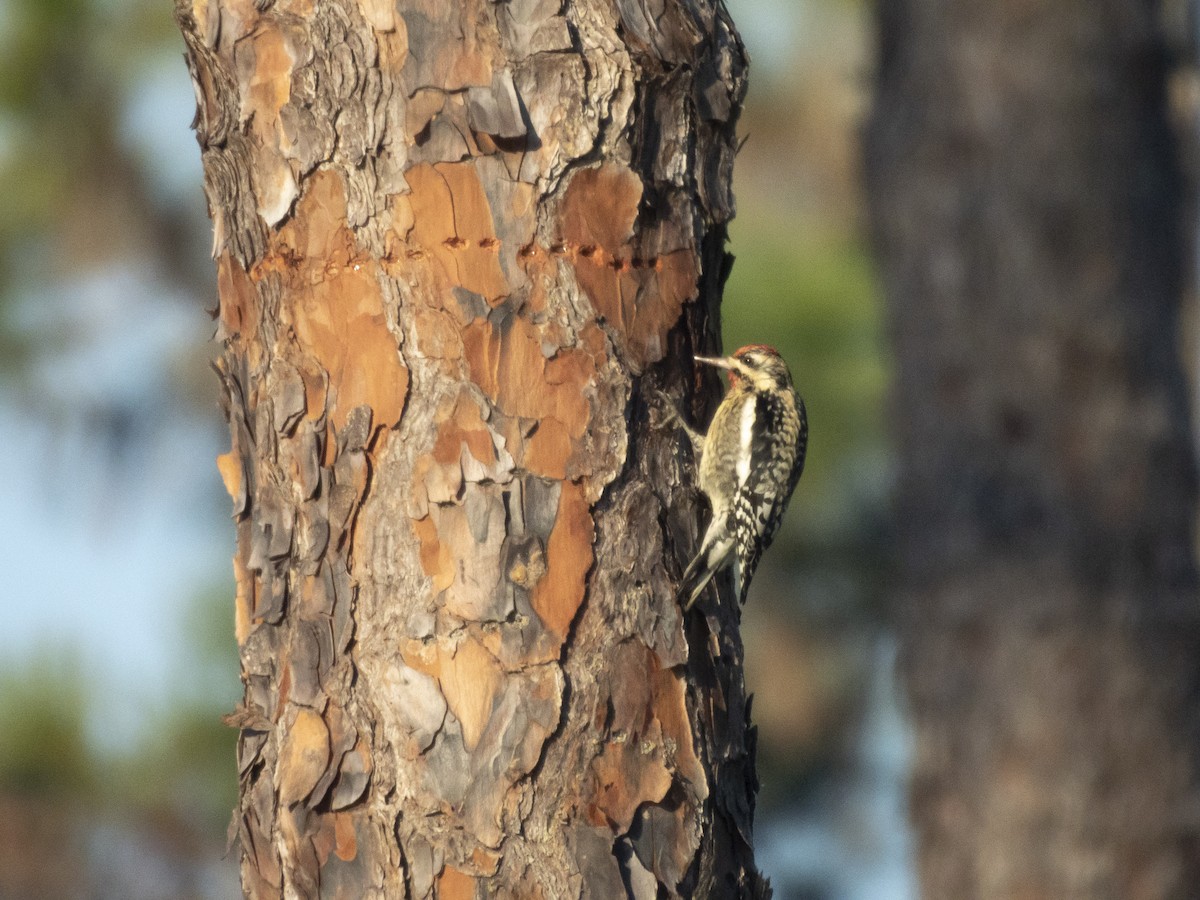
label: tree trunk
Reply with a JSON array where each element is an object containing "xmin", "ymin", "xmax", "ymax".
[
  {"xmin": 177, "ymin": 0, "xmax": 765, "ymax": 896},
  {"xmin": 866, "ymin": 2, "xmax": 1200, "ymax": 897}
]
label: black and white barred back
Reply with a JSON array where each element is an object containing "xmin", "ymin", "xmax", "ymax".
[{"xmin": 730, "ymin": 387, "xmax": 807, "ymax": 602}]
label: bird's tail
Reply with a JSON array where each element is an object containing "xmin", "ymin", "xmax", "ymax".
[{"xmin": 677, "ymin": 534, "xmax": 736, "ymax": 610}]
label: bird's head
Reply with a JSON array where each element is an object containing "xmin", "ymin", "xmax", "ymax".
[{"xmin": 694, "ymin": 344, "xmax": 793, "ymax": 392}]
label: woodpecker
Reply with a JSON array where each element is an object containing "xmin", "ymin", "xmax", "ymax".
[{"xmin": 662, "ymin": 344, "xmax": 807, "ymax": 609}]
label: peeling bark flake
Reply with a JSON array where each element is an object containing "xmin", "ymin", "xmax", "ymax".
[{"xmin": 275, "ymin": 707, "xmax": 331, "ymax": 807}]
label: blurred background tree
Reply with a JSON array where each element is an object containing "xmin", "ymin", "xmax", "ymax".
[{"xmin": 866, "ymin": 1, "xmax": 1200, "ymax": 896}]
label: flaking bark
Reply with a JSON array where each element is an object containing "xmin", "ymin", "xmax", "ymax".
[{"xmin": 178, "ymin": 0, "xmax": 766, "ymax": 896}]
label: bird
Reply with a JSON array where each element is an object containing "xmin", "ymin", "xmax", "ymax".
[{"xmin": 660, "ymin": 344, "xmax": 807, "ymax": 609}]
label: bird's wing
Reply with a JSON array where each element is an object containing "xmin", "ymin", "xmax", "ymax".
[{"xmin": 731, "ymin": 393, "xmax": 800, "ymax": 603}]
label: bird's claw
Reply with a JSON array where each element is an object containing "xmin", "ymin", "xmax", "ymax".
[{"xmin": 649, "ymin": 389, "xmax": 684, "ymax": 431}]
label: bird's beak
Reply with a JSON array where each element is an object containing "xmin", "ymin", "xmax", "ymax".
[{"xmin": 693, "ymin": 354, "xmax": 733, "ymax": 370}]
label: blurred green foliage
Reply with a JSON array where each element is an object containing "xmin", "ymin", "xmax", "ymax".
[
  {"xmin": 0, "ymin": 584, "xmax": 238, "ymax": 829},
  {"xmin": 0, "ymin": 0, "xmax": 181, "ymax": 370},
  {"xmin": 725, "ymin": 216, "xmax": 889, "ymax": 546},
  {"xmin": 0, "ymin": 654, "xmax": 94, "ymax": 796},
  {"xmin": 116, "ymin": 581, "xmax": 241, "ymax": 830}
]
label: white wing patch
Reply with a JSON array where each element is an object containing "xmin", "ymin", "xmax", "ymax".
[{"xmin": 736, "ymin": 394, "xmax": 755, "ymax": 485}]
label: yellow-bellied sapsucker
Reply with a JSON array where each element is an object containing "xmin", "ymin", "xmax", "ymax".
[{"xmin": 663, "ymin": 344, "xmax": 807, "ymax": 608}]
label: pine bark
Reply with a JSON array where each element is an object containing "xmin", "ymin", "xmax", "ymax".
[
  {"xmin": 866, "ymin": 2, "xmax": 1200, "ymax": 896},
  {"xmin": 177, "ymin": 0, "xmax": 765, "ymax": 897}
]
